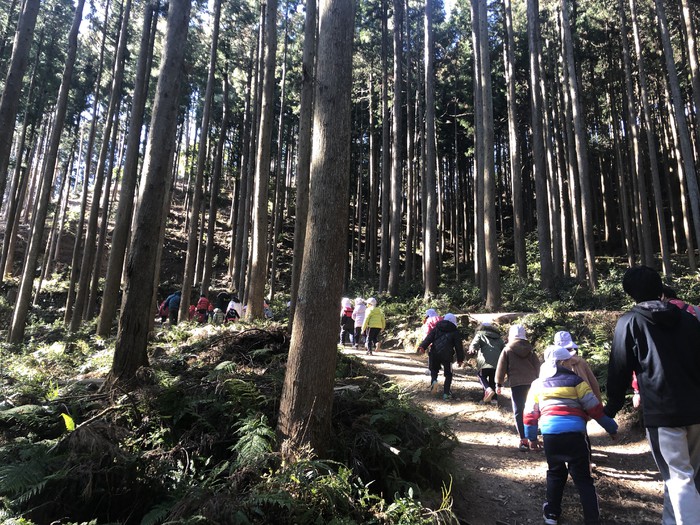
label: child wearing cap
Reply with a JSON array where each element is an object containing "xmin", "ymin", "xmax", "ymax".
[
  {"xmin": 468, "ymin": 322, "xmax": 505, "ymax": 404},
  {"xmin": 495, "ymin": 324, "xmax": 541, "ymax": 450},
  {"xmin": 525, "ymin": 345, "xmax": 618, "ymax": 525},
  {"xmin": 422, "ymin": 308, "xmax": 442, "ymax": 336},
  {"xmin": 553, "ymin": 331, "xmax": 601, "ymax": 402},
  {"xmin": 417, "ymin": 313, "xmax": 465, "ymax": 400},
  {"xmin": 361, "ymin": 298, "xmax": 385, "ymax": 355}
]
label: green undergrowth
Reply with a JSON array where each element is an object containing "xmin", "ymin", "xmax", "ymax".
[{"xmin": 0, "ymin": 322, "xmax": 459, "ymax": 524}]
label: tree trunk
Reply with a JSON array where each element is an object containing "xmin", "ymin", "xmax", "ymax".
[
  {"xmin": 378, "ymin": 0, "xmax": 390, "ymax": 293},
  {"xmin": 503, "ymin": 0, "xmax": 526, "ymax": 279},
  {"xmin": 71, "ymin": 0, "xmax": 132, "ymax": 330},
  {"xmin": 96, "ymin": 3, "xmax": 155, "ymax": 336},
  {"xmin": 269, "ymin": 10, "xmax": 289, "ymax": 301},
  {"xmin": 64, "ymin": 0, "xmax": 113, "ymax": 326},
  {"xmin": 246, "ymin": 0, "xmax": 278, "ymax": 319},
  {"xmin": 278, "ymin": 0, "xmax": 355, "ymax": 458},
  {"xmin": 653, "ymin": 0, "xmax": 700, "ymax": 262},
  {"xmin": 387, "ymin": 0, "xmax": 404, "ymax": 296},
  {"xmin": 201, "ymin": 76, "xmax": 229, "ymax": 296},
  {"xmin": 107, "ymin": 0, "xmax": 191, "ymax": 388},
  {"xmin": 680, "ymin": 0, "xmax": 700, "ymax": 167},
  {"xmin": 423, "ymin": 0, "xmax": 438, "ymax": 297},
  {"xmin": 179, "ymin": 0, "xmax": 221, "ymax": 320},
  {"xmin": 0, "ymin": 0, "xmax": 40, "ymax": 216},
  {"xmin": 528, "ymin": 0, "xmax": 553, "ymax": 292},
  {"xmin": 560, "ymin": 0, "xmax": 596, "ymax": 289},
  {"xmin": 8, "ymin": 0, "xmax": 85, "ymax": 343}
]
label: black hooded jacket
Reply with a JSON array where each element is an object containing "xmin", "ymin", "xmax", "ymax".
[
  {"xmin": 419, "ymin": 320, "xmax": 465, "ymax": 363},
  {"xmin": 605, "ymin": 300, "xmax": 700, "ymax": 427}
]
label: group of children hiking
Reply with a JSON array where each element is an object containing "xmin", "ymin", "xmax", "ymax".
[
  {"xmin": 339, "ymin": 296, "xmax": 386, "ymax": 355},
  {"xmin": 158, "ymin": 290, "xmax": 269, "ymax": 325},
  {"xmin": 400, "ymin": 308, "xmax": 615, "ymax": 524},
  {"xmin": 356, "ymin": 268, "xmax": 700, "ymax": 525}
]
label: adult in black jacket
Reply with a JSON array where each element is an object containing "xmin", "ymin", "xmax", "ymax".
[
  {"xmin": 418, "ymin": 313, "xmax": 465, "ymax": 399},
  {"xmin": 605, "ymin": 266, "xmax": 700, "ymax": 524}
]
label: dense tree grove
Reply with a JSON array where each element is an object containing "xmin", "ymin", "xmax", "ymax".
[{"xmin": 1, "ymin": 0, "xmax": 700, "ymax": 451}]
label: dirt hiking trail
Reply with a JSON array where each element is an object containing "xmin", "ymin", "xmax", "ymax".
[{"xmin": 342, "ymin": 341, "xmax": 664, "ymax": 525}]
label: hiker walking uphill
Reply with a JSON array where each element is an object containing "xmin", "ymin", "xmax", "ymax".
[
  {"xmin": 361, "ymin": 297, "xmax": 385, "ymax": 355},
  {"xmin": 418, "ymin": 313, "xmax": 465, "ymax": 400},
  {"xmin": 525, "ymin": 345, "xmax": 618, "ymax": 525},
  {"xmin": 496, "ymin": 324, "xmax": 541, "ymax": 451},
  {"xmin": 605, "ymin": 266, "xmax": 700, "ymax": 524},
  {"xmin": 468, "ymin": 322, "xmax": 505, "ymax": 403}
]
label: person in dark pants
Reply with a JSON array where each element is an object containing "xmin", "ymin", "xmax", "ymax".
[
  {"xmin": 468, "ymin": 322, "xmax": 505, "ymax": 403},
  {"xmin": 418, "ymin": 313, "xmax": 465, "ymax": 400},
  {"xmin": 495, "ymin": 324, "xmax": 541, "ymax": 450},
  {"xmin": 525, "ymin": 345, "xmax": 618, "ymax": 525}
]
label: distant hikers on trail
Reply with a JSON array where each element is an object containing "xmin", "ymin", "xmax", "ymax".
[
  {"xmin": 418, "ymin": 313, "xmax": 464, "ymax": 400},
  {"xmin": 159, "ymin": 290, "xmax": 181, "ymax": 325}
]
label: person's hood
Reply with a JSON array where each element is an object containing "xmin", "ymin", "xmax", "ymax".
[
  {"xmin": 634, "ymin": 300, "xmax": 682, "ymax": 328},
  {"xmin": 435, "ymin": 319, "xmax": 458, "ymax": 333},
  {"xmin": 478, "ymin": 323, "xmax": 501, "ymax": 336},
  {"xmin": 507, "ymin": 339, "xmax": 534, "ymax": 358}
]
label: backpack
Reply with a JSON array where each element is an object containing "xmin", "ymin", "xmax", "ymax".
[
  {"xmin": 680, "ymin": 302, "xmax": 700, "ymax": 319},
  {"xmin": 431, "ymin": 330, "xmax": 455, "ymax": 362}
]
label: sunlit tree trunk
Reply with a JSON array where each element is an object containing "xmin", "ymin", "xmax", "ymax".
[
  {"xmin": 560, "ymin": 0, "xmax": 596, "ymax": 289},
  {"xmin": 97, "ymin": 2, "xmax": 156, "ymax": 336},
  {"xmin": 423, "ymin": 0, "xmax": 438, "ymax": 297},
  {"xmin": 246, "ymin": 0, "xmax": 278, "ymax": 318},
  {"xmin": 0, "ymin": 0, "xmax": 39, "ymax": 216},
  {"xmin": 179, "ymin": 0, "xmax": 221, "ymax": 321},
  {"xmin": 65, "ymin": 0, "xmax": 112, "ymax": 326},
  {"xmin": 107, "ymin": 0, "xmax": 191, "ymax": 387},
  {"xmin": 653, "ymin": 0, "xmax": 700, "ymax": 263},
  {"xmin": 8, "ymin": 0, "xmax": 85, "ymax": 343},
  {"xmin": 378, "ymin": 0, "xmax": 390, "ymax": 293},
  {"xmin": 278, "ymin": 0, "xmax": 355, "ymax": 458},
  {"xmin": 289, "ymin": 0, "xmax": 315, "ymax": 324},
  {"xmin": 71, "ymin": 0, "xmax": 132, "ymax": 330},
  {"xmin": 528, "ymin": 0, "xmax": 553, "ymax": 291},
  {"xmin": 201, "ymin": 76, "xmax": 229, "ymax": 296},
  {"xmin": 503, "ymin": 0, "xmax": 526, "ymax": 279}
]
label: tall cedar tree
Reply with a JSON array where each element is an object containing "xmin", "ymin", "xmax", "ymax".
[
  {"xmin": 278, "ymin": 0, "xmax": 356, "ymax": 457},
  {"xmin": 108, "ymin": 0, "xmax": 191, "ymax": 386}
]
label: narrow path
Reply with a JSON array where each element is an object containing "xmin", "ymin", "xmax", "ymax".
[{"xmin": 342, "ymin": 346, "xmax": 663, "ymax": 525}]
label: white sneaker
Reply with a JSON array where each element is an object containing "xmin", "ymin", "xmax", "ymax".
[{"xmin": 483, "ymin": 387, "xmax": 495, "ymax": 402}]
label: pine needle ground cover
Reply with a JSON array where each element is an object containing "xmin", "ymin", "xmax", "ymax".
[{"xmin": 0, "ymin": 323, "xmax": 458, "ymax": 524}]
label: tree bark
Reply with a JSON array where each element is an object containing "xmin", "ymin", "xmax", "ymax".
[
  {"xmin": 423, "ymin": 0, "xmax": 438, "ymax": 297},
  {"xmin": 653, "ymin": 0, "xmax": 700, "ymax": 262},
  {"xmin": 71, "ymin": 0, "xmax": 133, "ymax": 330},
  {"xmin": 560, "ymin": 0, "xmax": 596, "ymax": 289},
  {"xmin": 107, "ymin": 0, "xmax": 191, "ymax": 387},
  {"xmin": 0, "ymin": 0, "xmax": 40, "ymax": 216},
  {"xmin": 503, "ymin": 0, "xmax": 526, "ymax": 279},
  {"xmin": 96, "ymin": 0, "xmax": 155, "ymax": 336},
  {"xmin": 246, "ymin": 0, "xmax": 278, "ymax": 319},
  {"xmin": 278, "ymin": 0, "xmax": 355, "ymax": 458},
  {"xmin": 8, "ymin": 0, "xmax": 85, "ymax": 343},
  {"xmin": 528, "ymin": 0, "xmax": 553, "ymax": 291},
  {"xmin": 179, "ymin": 0, "xmax": 221, "ymax": 320}
]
